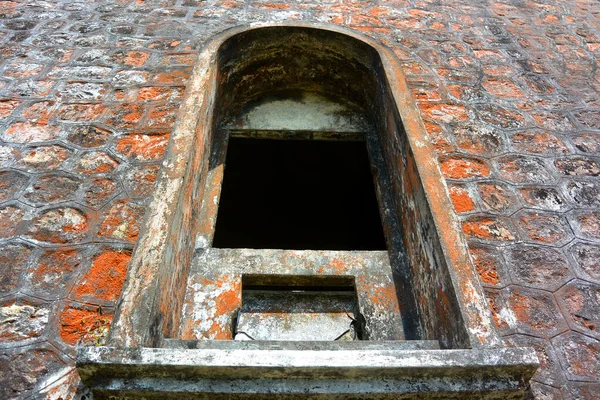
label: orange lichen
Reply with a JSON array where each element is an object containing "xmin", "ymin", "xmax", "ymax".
[
  {"xmin": 482, "ymin": 78, "xmax": 524, "ymax": 98},
  {"xmin": 327, "ymin": 258, "xmax": 347, "ymax": 274},
  {"xmin": 370, "ymin": 284, "xmax": 401, "ymax": 311},
  {"xmin": 463, "ymin": 222, "xmax": 493, "ymax": 238},
  {"xmin": 472, "ymin": 261, "xmax": 500, "ymax": 285},
  {"xmin": 116, "ymin": 134, "xmax": 170, "ymax": 160},
  {"xmin": 123, "ymin": 111, "xmax": 143, "ymax": 122},
  {"xmin": 449, "ymin": 186, "xmax": 475, "ymax": 213},
  {"xmin": 125, "ymin": 51, "xmax": 151, "ymax": 67},
  {"xmin": 462, "ymin": 218, "xmax": 515, "ymax": 241},
  {"xmin": 31, "ymin": 249, "xmax": 79, "ymax": 288},
  {"xmin": 59, "ymin": 306, "xmax": 113, "ymax": 345},
  {"xmin": 145, "ymin": 106, "xmax": 177, "ymax": 129},
  {"xmin": 73, "ymin": 250, "xmax": 131, "ymax": 302},
  {"xmin": 137, "ymin": 87, "xmax": 162, "ymax": 101},
  {"xmin": 508, "ymin": 293, "xmax": 530, "ymax": 324},
  {"xmin": 487, "ymin": 296, "xmax": 506, "ymax": 328},
  {"xmin": 419, "ymin": 103, "xmax": 469, "ymax": 123},
  {"xmin": 0, "ymin": 100, "xmax": 19, "ymax": 118},
  {"xmin": 22, "ymin": 101, "xmax": 54, "ymax": 125},
  {"xmin": 4, "ymin": 122, "xmax": 60, "ymax": 143},
  {"xmin": 207, "ymin": 279, "xmax": 241, "ymax": 339},
  {"xmin": 153, "ymin": 69, "xmax": 190, "ymax": 84},
  {"xmin": 440, "ymin": 158, "xmax": 490, "ymax": 179},
  {"xmin": 252, "ymin": 2, "xmax": 291, "ymax": 9},
  {"xmin": 214, "ymin": 277, "xmax": 242, "ymax": 317}
]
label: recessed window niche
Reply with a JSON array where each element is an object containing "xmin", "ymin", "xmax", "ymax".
[{"xmin": 77, "ymin": 24, "xmax": 537, "ymax": 399}]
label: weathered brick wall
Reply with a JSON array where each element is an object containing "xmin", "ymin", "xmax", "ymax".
[{"xmin": 0, "ymin": 0, "xmax": 598, "ymax": 398}]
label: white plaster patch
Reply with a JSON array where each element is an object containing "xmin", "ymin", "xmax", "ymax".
[
  {"xmin": 189, "ymin": 277, "xmax": 238, "ymax": 339},
  {"xmin": 269, "ymin": 11, "xmax": 303, "ymax": 21},
  {"xmin": 38, "ymin": 367, "xmax": 75, "ymax": 397},
  {"xmin": 230, "ymin": 92, "xmax": 366, "ymax": 132},
  {"xmin": 0, "ymin": 304, "xmax": 49, "ymax": 341},
  {"xmin": 498, "ymin": 306, "xmax": 518, "ymax": 328},
  {"xmin": 0, "ymin": 145, "xmax": 16, "ymax": 166}
]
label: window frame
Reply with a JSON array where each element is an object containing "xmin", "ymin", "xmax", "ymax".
[
  {"xmin": 106, "ymin": 23, "xmax": 501, "ymax": 349},
  {"xmin": 79, "ymin": 23, "xmax": 538, "ymax": 399}
]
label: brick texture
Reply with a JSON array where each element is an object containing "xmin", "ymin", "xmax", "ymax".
[{"xmin": 0, "ymin": 0, "xmax": 599, "ymax": 399}]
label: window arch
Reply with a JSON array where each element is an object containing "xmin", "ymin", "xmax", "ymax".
[{"xmin": 78, "ymin": 24, "xmax": 537, "ymax": 399}]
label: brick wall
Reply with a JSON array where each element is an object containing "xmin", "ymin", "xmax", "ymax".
[{"xmin": 0, "ymin": 0, "xmax": 599, "ymax": 398}]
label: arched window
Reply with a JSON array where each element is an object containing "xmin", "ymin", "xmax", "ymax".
[{"xmin": 78, "ymin": 24, "xmax": 537, "ymax": 398}]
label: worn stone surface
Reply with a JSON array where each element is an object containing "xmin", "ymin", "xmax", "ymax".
[
  {"xmin": 77, "ymin": 345, "xmax": 538, "ymax": 398},
  {"xmin": 122, "ymin": 164, "xmax": 159, "ymax": 199},
  {"xmin": 504, "ymin": 335, "xmax": 566, "ymax": 388},
  {"xmin": 28, "ymin": 207, "xmax": 89, "ymax": 244},
  {"xmin": 82, "ymin": 177, "xmax": 120, "ymax": 209},
  {"xmin": 67, "ymin": 125, "xmax": 112, "ymax": 148},
  {"xmin": 570, "ymin": 243, "xmax": 600, "ymax": 282},
  {"xmin": 0, "ymin": 170, "xmax": 28, "ymax": 202},
  {"xmin": 97, "ymin": 200, "xmax": 144, "ymax": 243},
  {"xmin": 552, "ymin": 332, "xmax": 600, "ymax": 381},
  {"xmin": 505, "ymin": 287, "xmax": 568, "ymax": 339},
  {"xmin": 0, "ymin": 300, "xmax": 49, "ymax": 343},
  {"xmin": 505, "ymin": 246, "xmax": 572, "ymax": 291},
  {"xmin": 520, "ymin": 187, "xmax": 569, "ymax": 212},
  {"xmin": 72, "ymin": 247, "xmax": 132, "ymax": 304},
  {"xmin": 528, "ymin": 382, "xmax": 563, "ymax": 400},
  {"xmin": 16, "ymin": 145, "xmax": 72, "ymax": 171},
  {"xmin": 24, "ymin": 248, "xmax": 84, "ymax": 300},
  {"xmin": 468, "ymin": 245, "xmax": 506, "ymax": 288},
  {"xmin": 478, "ymin": 183, "xmax": 519, "ymax": 213},
  {"xmin": 0, "ymin": 0, "xmax": 597, "ymax": 398},
  {"xmin": 181, "ymin": 250, "xmax": 404, "ymax": 342},
  {"xmin": 497, "ymin": 156, "xmax": 553, "ymax": 184},
  {"xmin": 0, "ymin": 205, "xmax": 26, "ymax": 239},
  {"xmin": 562, "ymin": 383, "xmax": 600, "ymax": 400},
  {"xmin": 0, "ymin": 242, "xmax": 33, "ymax": 295},
  {"xmin": 555, "ymin": 281, "xmax": 600, "ymax": 340},
  {"xmin": 23, "ymin": 174, "xmax": 80, "ymax": 205},
  {"xmin": 74, "ymin": 151, "xmax": 119, "ymax": 175},
  {"xmin": 0, "ymin": 346, "xmax": 65, "ymax": 400},
  {"xmin": 516, "ymin": 212, "xmax": 572, "ymax": 246}
]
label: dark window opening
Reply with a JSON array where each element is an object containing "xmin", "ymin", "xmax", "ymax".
[{"xmin": 212, "ymin": 137, "xmax": 386, "ymax": 250}]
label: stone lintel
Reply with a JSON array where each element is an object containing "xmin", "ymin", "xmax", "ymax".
[{"xmin": 77, "ymin": 345, "xmax": 538, "ymax": 399}]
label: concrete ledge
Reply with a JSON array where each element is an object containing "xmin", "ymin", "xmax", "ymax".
[
  {"xmin": 77, "ymin": 345, "xmax": 537, "ymax": 399},
  {"xmin": 162, "ymin": 339, "xmax": 441, "ymax": 351}
]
